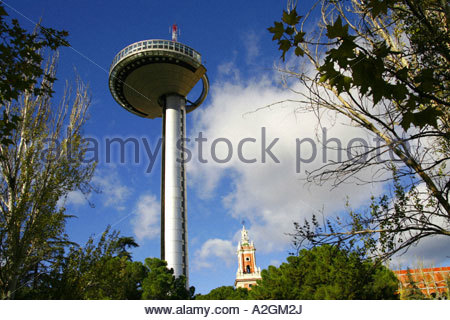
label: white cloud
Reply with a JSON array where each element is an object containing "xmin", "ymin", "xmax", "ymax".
[
  {"xmin": 269, "ymin": 259, "xmax": 281, "ymax": 267},
  {"xmin": 217, "ymin": 60, "xmax": 240, "ymax": 82},
  {"xmin": 390, "ymin": 235, "xmax": 450, "ymax": 269},
  {"xmin": 92, "ymin": 168, "xmax": 131, "ymax": 210},
  {"xmin": 188, "ymin": 65, "xmax": 386, "ymax": 254},
  {"xmin": 187, "ymin": 53, "xmax": 448, "ymax": 270},
  {"xmin": 389, "ymin": 183, "xmax": 450, "ymax": 267},
  {"xmin": 193, "ymin": 238, "xmax": 235, "ymax": 270},
  {"xmin": 131, "ymin": 193, "xmax": 160, "ymax": 241},
  {"xmin": 242, "ymin": 31, "xmax": 260, "ymax": 64},
  {"xmin": 57, "ymin": 190, "xmax": 87, "ymax": 208},
  {"xmin": 64, "ymin": 190, "xmax": 86, "ymax": 206}
]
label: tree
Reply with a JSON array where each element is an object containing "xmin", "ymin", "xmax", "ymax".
[
  {"xmin": 195, "ymin": 286, "xmax": 249, "ymax": 300},
  {"xmin": 57, "ymin": 228, "xmax": 144, "ymax": 300},
  {"xmin": 248, "ymin": 245, "xmax": 399, "ymax": 299},
  {"xmin": 0, "ymin": 3, "xmax": 68, "ymax": 148},
  {"xmin": 114, "ymin": 236, "xmax": 139, "ymax": 261},
  {"xmin": 0, "ymin": 52, "xmax": 95, "ymax": 299},
  {"xmin": 58, "ymin": 228, "xmax": 144, "ymax": 300},
  {"xmin": 268, "ymin": 0, "xmax": 449, "ymax": 260},
  {"xmin": 141, "ymin": 258, "xmax": 194, "ymax": 300},
  {"xmin": 15, "ymin": 227, "xmax": 145, "ymax": 300}
]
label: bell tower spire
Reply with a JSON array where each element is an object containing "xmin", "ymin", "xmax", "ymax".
[{"xmin": 235, "ymin": 226, "xmax": 262, "ymax": 289}]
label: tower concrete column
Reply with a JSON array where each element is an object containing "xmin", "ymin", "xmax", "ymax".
[{"xmin": 163, "ymin": 94, "xmax": 188, "ymax": 283}]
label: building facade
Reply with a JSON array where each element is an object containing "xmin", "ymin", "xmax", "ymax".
[
  {"xmin": 234, "ymin": 226, "xmax": 262, "ymax": 289},
  {"xmin": 394, "ymin": 266, "xmax": 450, "ymax": 299}
]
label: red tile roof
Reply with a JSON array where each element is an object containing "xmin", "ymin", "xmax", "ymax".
[{"xmin": 393, "ymin": 267, "xmax": 450, "ymax": 297}]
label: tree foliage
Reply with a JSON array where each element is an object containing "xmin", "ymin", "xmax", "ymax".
[
  {"xmin": 269, "ymin": 0, "xmax": 450, "ymax": 260},
  {"xmin": 248, "ymin": 245, "xmax": 399, "ymax": 299},
  {"xmin": 141, "ymin": 258, "xmax": 194, "ymax": 300},
  {"xmin": 195, "ymin": 286, "xmax": 249, "ymax": 300},
  {"xmin": 15, "ymin": 227, "xmax": 145, "ymax": 300},
  {"xmin": 0, "ymin": 2, "xmax": 68, "ymax": 147},
  {"xmin": 0, "ymin": 52, "xmax": 95, "ymax": 299},
  {"xmin": 55, "ymin": 228, "xmax": 143, "ymax": 300},
  {"xmin": 14, "ymin": 227, "xmax": 193, "ymax": 300}
]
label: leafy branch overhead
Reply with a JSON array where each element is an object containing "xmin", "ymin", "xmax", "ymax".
[
  {"xmin": 268, "ymin": 9, "xmax": 305, "ymax": 60},
  {"xmin": 268, "ymin": 1, "xmax": 449, "ymax": 131},
  {"xmin": 0, "ymin": 4, "xmax": 69, "ymax": 103},
  {"xmin": 0, "ymin": 3, "xmax": 69, "ymax": 147},
  {"xmin": 269, "ymin": 0, "xmax": 449, "ymax": 262}
]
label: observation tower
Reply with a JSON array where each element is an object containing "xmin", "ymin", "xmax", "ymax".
[{"xmin": 108, "ymin": 24, "xmax": 209, "ymax": 285}]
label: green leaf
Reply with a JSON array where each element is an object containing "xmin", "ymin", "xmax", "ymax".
[
  {"xmin": 1, "ymin": 138, "xmax": 13, "ymax": 145},
  {"xmin": 371, "ymin": 79, "xmax": 386, "ymax": 104},
  {"xmin": 279, "ymin": 39, "xmax": 292, "ymax": 54},
  {"xmin": 0, "ymin": 4, "xmax": 7, "ymax": 17},
  {"xmin": 282, "ymin": 9, "xmax": 301, "ymax": 26},
  {"xmin": 293, "ymin": 32, "xmax": 305, "ymax": 45},
  {"xmin": 343, "ymin": 76, "xmax": 352, "ymax": 91},
  {"xmin": 326, "ymin": 16, "xmax": 349, "ymax": 39},
  {"xmin": 415, "ymin": 68, "xmax": 435, "ymax": 93},
  {"xmin": 391, "ymin": 83, "xmax": 408, "ymax": 101},
  {"xmin": 400, "ymin": 111, "xmax": 412, "ymax": 130},
  {"xmin": 374, "ymin": 41, "xmax": 390, "ymax": 58},
  {"xmin": 332, "ymin": 75, "xmax": 353, "ymax": 94},
  {"xmin": 396, "ymin": 67, "xmax": 408, "ymax": 82},
  {"xmin": 351, "ymin": 58, "xmax": 371, "ymax": 94},
  {"xmin": 340, "ymin": 38, "xmax": 357, "ymax": 58},
  {"xmin": 285, "ymin": 27, "xmax": 295, "ymax": 36},
  {"xmin": 294, "ymin": 46, "xmax": 304, "ymax": 57},
  {"xmin": 401, "ymin": 107, "xmax": 442, "ymax": 130},
  {"xmin": 368, "ymin": 0, "xmax": 389, "ymax": 18},
  {"xmin": 268, "ymin": 21, "xmax": 285, "ymax": 41}
]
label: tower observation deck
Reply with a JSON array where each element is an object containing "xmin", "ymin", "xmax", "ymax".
[
  {"xmin": 109, "ymin": 30, "xmax": 209, "ymax": 287},
  {"xmin": 109, "ymin": 39, "xmax": 208, "ymax": 118}
]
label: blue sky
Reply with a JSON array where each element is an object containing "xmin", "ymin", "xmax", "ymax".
[{"xmin": 5, "ymin": 0, "xmax": 449, "ymax": 294}]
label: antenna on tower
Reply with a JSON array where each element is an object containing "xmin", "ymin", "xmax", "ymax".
[{"xmin": 171, "ymin": 23, "xmax": 179, "ymax": 42}]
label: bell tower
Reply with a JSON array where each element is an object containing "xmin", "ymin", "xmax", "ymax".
[{"xmin": 235, "ymin": 226, "xmax": 262, "ymax": 289}]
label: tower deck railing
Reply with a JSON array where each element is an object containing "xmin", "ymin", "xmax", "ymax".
[{"xmin": 110, "ymin": 39, "xmax": 202, "ymax": 72}]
